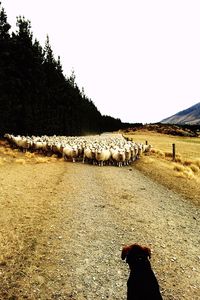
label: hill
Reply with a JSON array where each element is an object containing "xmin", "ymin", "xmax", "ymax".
[
  {"xmin": 123, "ymin": 123, "xmax": 200, "ymax": 137},
  {"xmin": 161, "ymin": 102, "xmax": 200, "ymax": 125}
]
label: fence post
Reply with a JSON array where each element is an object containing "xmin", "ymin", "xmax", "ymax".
[{"xmin": 172, "ymin": 143, "xmax": 176, "ymax": 161}]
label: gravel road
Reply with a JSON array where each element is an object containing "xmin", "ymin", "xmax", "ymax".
[{"xmin": 0, "ymin": 160, "xmax": 199, "ymax": 299}]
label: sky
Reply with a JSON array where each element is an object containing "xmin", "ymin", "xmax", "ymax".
[{"xmin": 2, "ymin": 0, "xmax": 200, "ymax": 124}]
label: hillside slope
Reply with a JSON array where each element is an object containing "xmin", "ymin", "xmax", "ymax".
[{"xmin": 161, "ymin": 102, "xmax": 200, "ymax": 124}]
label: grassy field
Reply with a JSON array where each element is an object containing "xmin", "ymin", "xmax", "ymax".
[
  {"xmin": 124, "ymin": 129, "xmax": 200, "ymax": 160},
  {"xmin": 123, "ymin": 129, "xmax": 200, "ymax": 205}
]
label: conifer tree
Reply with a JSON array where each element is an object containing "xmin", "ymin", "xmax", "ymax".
[
  {"xmin": 0, "ymin": 2, "xmax": 125, "ymax": 136},
  {"xmin": 0, "ymin": 2, "xmax": 11, "ymax": 39},
  {"xmin": 0, "ymin": 2, "xmax": 12, "ymax": 132}
]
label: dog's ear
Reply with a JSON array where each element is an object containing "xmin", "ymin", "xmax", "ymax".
[
  {"xmin": 142, "ymin": 246, "xmax": 151, "ymax": 259},
  {"xmin": 121, "ymin": 245, "xmax": 132, "ymax": 260}
]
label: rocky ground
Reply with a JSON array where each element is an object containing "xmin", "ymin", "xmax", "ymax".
[{"xmin": 0, "ymin": 154, "xmax": 199, "ymax": 299}]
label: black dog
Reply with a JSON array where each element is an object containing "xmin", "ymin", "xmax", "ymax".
[{"xmin": 121, "ymin": 244, "xmax": 163, "ymax": 300}]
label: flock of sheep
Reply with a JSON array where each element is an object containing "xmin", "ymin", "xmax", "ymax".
[{"xmin": 4, "ymin": 133, "xmax": 152, "ymax": 167}]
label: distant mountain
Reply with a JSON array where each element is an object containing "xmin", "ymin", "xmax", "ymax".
[{"xmin": 161, "ymin": 102, "xmax": 200, "ymax": 125}]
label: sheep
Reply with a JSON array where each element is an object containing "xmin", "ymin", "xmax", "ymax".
[
  {"xmin": 51, "ymin": 142, "xmax": 64, "ymax": 157},
  {"xmin": 95, "ymin": 148, "xmax": 111, "ymax": 166},
  {"xmin": 111, "ymin": 148, "xmax": 126, "ymax": 167},
  {"xmin": 32, "ymin": 140, "xmax": 46, "ymax": 153},
  {"xmin": 4, "ymin": 133, "xmax": 149, "ymax": 166},
  {"xmin": 143, "ymin": 144, "xmax": 152, "ymax": 153},
  {"xmin": 11, "ymin": 135, "xmax": 24, "ymax": 149},
  {"xmin": 63, "ymin": 145, "xmax": 79, "ymax": 162},
  {"xmin": 136, "ymin": 143, "xmax": 143, "ymax": 158},
  {"xmin": 9, "ymin": 136, "xmax": 32, "ymax": 152},
  {"xmin": 22, "ymin": 138, "xmax": 33, "ymax": 152},
  {"xmin": 124, "ymin": 147, "xmax": 132, "ymax": 166},
  {"xmin": 83, "ymin": 147, "xmax": 96, "ymax": 164},
  {"xmin": 130, "ymin": 144, "xmax": 139, "ymax": 162}
]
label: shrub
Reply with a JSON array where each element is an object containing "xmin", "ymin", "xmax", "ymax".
[
  {"xmin": 195, "ymin": 159, "xmax": 200, "ymax": 169},
  {"xmin": 183, "ymin": 159, "xmax": 193, "ymax": 166},
  {"xmin": 173, "ymin": 164, "xmax": 185, "ymax": 172},
  {"xmin": 165, "ymin": 152, "xmax": 172, "ymax": 158},
  {"xmin": 190, "ymin": 164, "xmax": 199, "ymax": 173}
]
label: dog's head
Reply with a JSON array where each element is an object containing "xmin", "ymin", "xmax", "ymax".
[{"xmin": 121, "ymin": 244, "xmax": 151, "ymax": 267}]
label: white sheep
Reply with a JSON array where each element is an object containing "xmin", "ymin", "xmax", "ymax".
[
  {"xmin": 95, "ymin": 148, "xmax": 111, "ymax": 166},
  {"xmin": 83, "ymin": 147, "xmax": 96, "ymax": 164},
  {"xmin": 143, "ymin": 144, "xmax": 152, "ymax": 152},
  {"xmin": 63, "ymin": 145, "xmax": 78, "ymax": 162},
  {"xmin": 4, "ymin": 133, "xmax": 149, "ymax": 166},
  {"xmin": 111, "ymin": 148, "xmax": 126, "ymax": 167},
  {"xmin": 124, "ymin": 147, "xmax": 131, "ymax": 165}
]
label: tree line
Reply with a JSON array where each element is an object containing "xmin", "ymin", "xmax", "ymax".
[{"xmin": 0, "ymin": 2, "xmax": 139, "ymax": 137}]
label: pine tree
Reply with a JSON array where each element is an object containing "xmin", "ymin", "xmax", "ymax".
[
  {"xmin": 69, "ymin": 69, "xmax": 76, "ymax": 88},
  {"xmin": 0, "ymin": 3, "xmax": 124, "ymax": 136},
  {"xmin": 0, "ymin": 2, "xmax": 11, "ymax": 39},
  {"xmin": 0, "ymin": 2, "xmax": 12, "ymax": 132},
  {"xmin": 44, "ymin": 35, "xmax": 55, "ymax": 65}
]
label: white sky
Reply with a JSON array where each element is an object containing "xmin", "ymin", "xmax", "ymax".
[{"xmin": 3, "ymin": 0, "xmax": 200, "ymax": 123}]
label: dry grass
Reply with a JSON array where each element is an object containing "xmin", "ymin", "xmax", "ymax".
[
  {"xmin": 126, "ymin": 129, "xmax": 200, "ymax": 159},
  {"xmin": 195, "ymin": 158, "xmax": 200, "ymax": 168},
  {"xmin": 189, "ymin": 164, "xmax": 199, "ymax": 173},
  {"xmin": 0, "ymin": 157, "xmax": 7, "ymax": 165},
  {"xmin": 173, "ymin": 163, "xmax": 185, "ymax": 172},
  {"xmin": 33, "ymin": 156, "xmax": 50, "ymax": 163},
  {"xmin": 124, "ymin": 130, "xmax": 200, "ymax": 205},
  {"xmin": 15, "ymin": 158, "xmax": 26, "ymax": 165},
  {"xmin": 125, "ymin": 129, "xmax": 200, "ymax": 169},
  {"xmin": 0, "ymin": 143, "xmax": 59, "ymax": 166},
  {"xmin": 0, "ymin": 147, "xmax": 18, "ymax": 158},
  {"xmin": 24, "ymin": 151, "xmax": 36, "ymax": 159},
  {"xmin": 0, "ymin": 162, "xmax": 58, "ymax": 299}
]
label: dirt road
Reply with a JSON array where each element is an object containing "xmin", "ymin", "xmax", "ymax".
[{"xmin": 0, "ymin": 160, "xmax": 199, "ymax": 299}]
